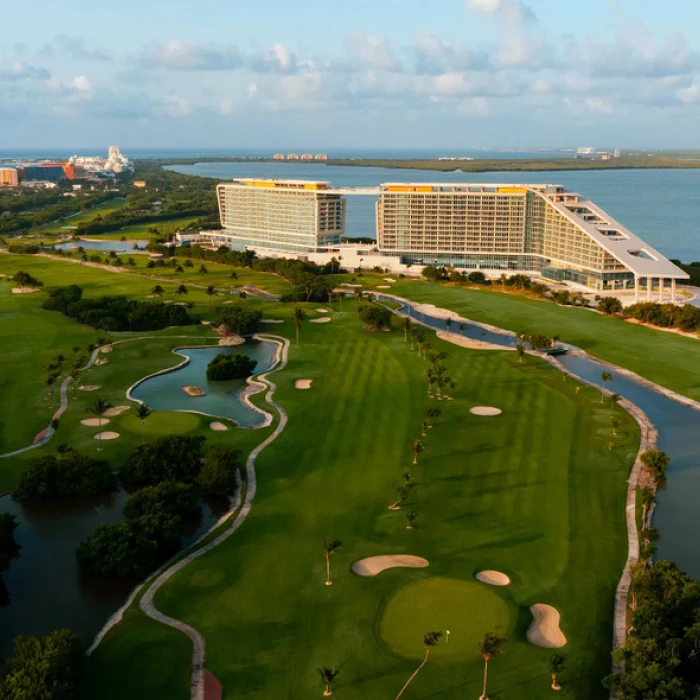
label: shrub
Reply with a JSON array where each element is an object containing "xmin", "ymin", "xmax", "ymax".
[
  {"xmin": 358, "ymin": 305, "xmax": 392, "ymax": 331},
  {"xmin": 641, "ymin": 450, "xmax": 670, "ymax": 482},
  {"xmin": 421, "ymin": 265, "xmax": 446, "ymax": 281},
  {"xmin": 597, "ymin": 296, "xmax": 623, "ymax": 314},
  {"xmin": 13, "ymin": 454, "xmax": 116, "ymax": 502},
  {"xmin": 123, "ymin": 481, "xmax": 201, "ymax": 522},
  {"xmin": 466, "ymin": 270, "xmax": 488, "ymax": 285},
  {"xmin": 206, "ymin": 353, "xmax": 257, "ymax": 381},
  {"xmin": 198, "ymin": 446, "xmax": 242, "ymax": 496},
  {"xmin": 0, "ymin": 629, "xmax": 84, "ymax": 699},
  {"xmin": 214, "ymin": 305, "xmax": 262, "ymax": 335},
  {"xmin": 120, "ymin": 435, "xmax": 206, "ymax": 486}
]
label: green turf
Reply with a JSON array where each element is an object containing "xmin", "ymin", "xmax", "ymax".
[
  {"xmin": 81, "ymin": 305, "xmax": 638, "ymax": 700},
  {"xmin": 379, "ymin": 578, "xmax": 510, "ymax": 661},
  {"xmin": 37, "ymin": 197, "xmax": 128, "ymax": 234}
]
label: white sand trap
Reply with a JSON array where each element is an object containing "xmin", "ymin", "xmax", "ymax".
[
  {"xmin": 210, "ymin": 421, "xmax": 228, "ymax": 431},
  {"xmin": 527, "ymin": 604, "xmax": 567, "ymax": 648},
  {"xmin": 470, "ymin": 406, "xmax": 502, "ymax": 416},
  {"xmin": 476, "ymin": 570, "xmax": 511, "ymax": 586},
  {"xmin": 295, "ymin": 379, "xmax": 313, "ymax": 389},
  {"xmin": 183, "ymin": 385, "xmax": 206, "ymax": 397},
  {"xmin": 377, "ymin": 285, "xmax": 391, "ymax": 289},
  {"xmin": 352, "ymin": 555, "xmax": 429, "ymax": 577},
  {"xmin": 94, "ymin": 358, "xmax": 108, "ymax": 365},
  {"xmin": 81, "ymin": 418, "xmax": 111, "ymax": 427},
  {"xmin": 384, "ymin": 278, "xmax": 397, "ymax": 283},
  {"xmin": 100, "ymin": 346, "xmax": 113, "ymax": 354},
  {"xmin": 340, "ymin": 283, "xmax": 362, "ymax": 287},
  {"xmin": 315, "ymin": 308, "xmax": 329, "ymax": 313},
  {"xmin": 93, "ymin": 431, "xmax": 120, "ymax": 441},
  {"xmin": 12, "ymin": 288, "xmax": 40, "ymax": 294},
  {"xmin": 261, "ymin": 319, "xmax": 284, "ymax": 324},
  {"xmin": 309, "ymin": 317, "xmax": 331, "ymax": 323},
  {"xmin": 103, "ymin": 405, "xmax": 130, "ymax": 417},
  {"xmin": 79, "ymin": 385, "xmax": 101, "ymax": 391},
  {"xmin": 175, "ymin": 302, "xmax": 188, "ymax": 306}
]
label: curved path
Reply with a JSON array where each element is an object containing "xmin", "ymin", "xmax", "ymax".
[{"xmin": 135, "ymin": 334, "xmax": 289, "ymax": 700}]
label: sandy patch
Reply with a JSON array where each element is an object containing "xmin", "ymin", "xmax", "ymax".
[
  {"xmin": 100, "ymin": 346, "xmax": 113, "ymax": 354},
  {"xmin": 261, "ymin": 319, "xmax": 284, "ymax": 324},
  {"xmin": 384, "ymin": 278, "xmax": 396, "ymax": 283},
  {"xmin": 436, "ymin": 330, "xmax": 510, "ymax": 352},
  {"xmin": 103, "ymin": 405, "xmax": 130, "ymax": 417},
  {"xmin": 476, "ymin": 570, "xmax": 511, "ymax": 586},
  {"xmin": 470, "ymin": 406, "xmax": 502, "ymax": 416},
  {"xmin": 340, "ymin": 283, "xmax": 362, "ymax": 287},
  {"xmin": 79, "ymin": 385, "xmax": 101, "ymax": 391},
  {"xmin": 309, "ymin": 317, "xmax": 331, "ymax": 324},
  {"xmin": 295, "ymin": 379, "xmax": 313, "ymax": 389},
  {"xmin": 315, "ymin": 308, "xmax": 329, "ymax": 313},
  {"xmin": 144, "ymin": 294, "xmax": 157, "ymax": 298},
  {"xmin": 223, "ymin": 300, "xmax": 235, "ymax": 304},
  {"xmin": 218, "ymin": 335, "xmax": 245, "ymax": 346},
  {"xmin": 93, "ymin": 431, "xmax": 120, "ymax": 441},
  {"xmin": 94, "ymin": 357, "xmax": 109, "ymax": 366},
  {"xmin": 183, "ymin": 385, "xmax": 206, "ymax": 397},
  {"xmin": 210, "ymin": 421, "xmax": 228, "ymax": 431},
  {"xmin": 527, "ymin": 604, "xmax": 567, "ymax": 648},
  {"xmin": 377, "ymin": 285, "xmax": 391, "ymax": 289},
  {"xmin": 175, "ymin": 302, "xmax": 188, "ymax": 306},
  {"xmin": 81, "ymin": 418, "xmax": 111, "ymax": 427},
  {"xmin": 11, "ymin": 288, "xmax": 40, "ymax": 294},
  {"xmin": 352, "ymin": 555, "xmax": 429, "ymax": 577}
]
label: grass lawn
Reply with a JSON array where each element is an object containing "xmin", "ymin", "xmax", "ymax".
[
  {"xmin": 97, "ymin": 217, "xmax": 202, "ymax": 241},
  {"xmin": 352, "ymin": 276, "xmax": 700, "ymax": 402},
  {"xmin": 37, "ymin": 197, "xmax": 128, "ymax": 234},
  {"xmin": 80, "ymin": 303, "xmax": 638, "ymax": 700}
]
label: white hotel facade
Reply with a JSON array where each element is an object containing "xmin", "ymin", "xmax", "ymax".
[{"xmin": 209, "ymin": 178, "xmax": 688, "ymax": 299}]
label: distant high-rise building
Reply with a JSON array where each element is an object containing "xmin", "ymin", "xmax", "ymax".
[
  {"xmin": 0, "ymin": 167, "xmax": 19, "ymax": 186},
  {"xmin": 23, "ymin": 165, "xmax": 66, "ymax": 183},
  {"xmin": 287, "ymin": 153, "xmax": 300, "ymax": 160},
  {"xmin": 300, "ymin": 153, "xmax": 313, "ymax": 160},
  {"xmin": 273, "ymin": 153, "xmax": 285, "ymax": 160},
  {"xmin": 314, "ymin": 154, "xmax": 328, "ymax": 160}
]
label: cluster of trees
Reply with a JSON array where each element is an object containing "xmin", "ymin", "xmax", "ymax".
[
  {"xmin": 641, "ymin": 449, "xmax": 671, "ymax": 483},
  {"xmin": 6, "ymin": 243, "xmax": 41, "ymax": 255},
  {"xmin": 214, "ymin": 304, "xmax": 262, "ymax": 335},
  {"xmin": 206, "ymin": 353, "xmax": 257, "ymax": 381},
  {"xmin": 358, "ymin": 304, "xmax": 392, "ymax": 331},
  {"xmin": 624, "ymin": 302, "xmax": 700, "ymax": 332},
  {"xmin": 175, "ymin": 243, "xmax": 255, "ymax": 268},
  {"xmin": 0, "ymin": 513, "xmax": 20, "ymax": 607},
  {"xmin": 605, "ymin": 560, "xmax": 700, "ymax": 698},
  {"xmin": 78, "ymin": 437, "xmax": 241, "ymax": 579},
  {"xmin": 11, "ymin": 271, "xmax": 43, "ymax": 290},
  {"xmin": 42, "ymin": 285, "xmax": 195, "ymax": 331},
  {"xmin": 0, "ymin": 629, "xmax": 84, "ymax": 698},
  {"xmin": 13, "ymin": 451, "xmax": 116, "ymax": 502}
]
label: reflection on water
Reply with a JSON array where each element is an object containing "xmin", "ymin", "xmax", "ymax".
[
  {"xmin": 52, "ymin": 239, "xmax": 149, "ymax": 253},
  {"xmin": 130, "ymin": 341, "xmax": 276, "ymax": 427}
]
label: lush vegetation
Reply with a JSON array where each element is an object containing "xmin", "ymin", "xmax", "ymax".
[
  {"xmin": 12, "ymin": 453, "xmax": 116, "ymax": 502},
  {"xmin": 119, "ymin": 436, "xmax": 206, "ymax": 487},
  {"xmin": 213, "ymin": 305, "xmax": 262, "ymax": 335},
  {"xmin": 358, "ymin": 303, "xmax": 393, "ymax": 330},
  {"xmin": 122, "ymin": 481, "xmax": 201, "ymax": 522},
  {"xmin": 206, "ymin": 353, "xmax": 257, "ymax": 381},
  {"xmin": 624, "ymin": 301, "xmax": 700, "ymax": 332},
  {"xmin": 0, "ymin": 629, "xmax": 84, "ymax": 699},
  {"xmin": 42, "ymin": 285, "xmax": 195, "ymax": 332},
  {"xmin": 197, "ymin": 445, "xmax": 241, "ymax": 497}
]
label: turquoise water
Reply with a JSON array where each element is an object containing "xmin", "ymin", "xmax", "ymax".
[
  {"xmin": 168, "ymin": 163, "xmax": 700, "ymax": 263},
  {"xmin": 130, "ymin": 342, "xmax": 276, "ymax": 427},
  {"xmin": 53, "ymin": 239, "xmax": 149, "ymax": 253}
]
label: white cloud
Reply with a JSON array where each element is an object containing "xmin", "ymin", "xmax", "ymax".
[
  {"xmin": 532, "ymin": 78, "xmax": 551, "ymax": 94},
  {"xmin": 346, "ymin": 33, "xmax": 399, "ymax": 71},
  {"xmin": 219, "ymin": 98, "xmax": 234, "ymax": 115},
  {"xmin": 465, "ymin": 0, "xmax": 501, "ymax": 13},
  {"xmin": 585, "ymin": 97, "xmax": 613, "ymax": 113},
  {"xmin": 678, "ymin": 84, "xmax": 700, "ymax": 103},
  {"xmin": 459, "ymin": 96, "xmax": 490, "ymax": 116},
  {"xmin": 140, "ymin": 40, "xmax": 242, "ymax": 71},
  {"xmin": 249, "ymin": 83, "xmax": 259, "ymax": 97},
  {"xmin": 433, "ymin": 72, "xmax": 471, "ymax": 96},
  {"xmin": 281, "ymin": 73, "xmax": 323, "ymax": 101},
  {"xmin": 0, "ymin": 61, "xmax": 50, "ymax": 82},
  {"xmin": 162, "ymin": 94, "xmax": 192, "ymax": 116},
  {"xmin": 72, "ymin": 75, "xmax": 91, "ymax": 92}
]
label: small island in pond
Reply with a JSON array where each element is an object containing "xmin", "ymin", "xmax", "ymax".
[
  {"xmin": 206, "ymin": 353, "xmax": 257, "ymax": 381},
  {"xmin": 183, "ymin": 385, "xmax": 206, "ymax": 397}
]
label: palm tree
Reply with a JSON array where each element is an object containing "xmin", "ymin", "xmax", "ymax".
[
  {"xmin": 323, "ymin": 537, "xmax": 342, "ymax": 586},
  {"xmin": 390, "ymin": 485, "xmax": 408, "ymax": 510},
  {"xmin": 198, "ymin": 264, "xmax": 208, "ymax": 276},
  {"xmin": 136, "ymin": 403, "xmax": 151, "ymax": 444},
  {"xmin": 516, "ymin": 343, "xmax": 525, "ymax": 363},
  {"xmin": 611, "ymin": 418, "xmax": 621, "ymax": 435},
  {"xmin": 176, "ymin": 284, "xmax": 188, "ymax": 296},
  {"xmin": 394, "ymin": 632, "xmax": 442, "ymax": 700},
  {"xmin": 549, "ymin": 653, "xmax": 567, "ymax": 691},
  {"xmin": 478, "ymin": 631, "xmax": 506, "ymax": 700},
  {"xmin": 403, "ymin": 317, "xmax": 412, "ymax": 343},
  {"xmin": 610, "ymin": 392, "xmax": 620, "ymax": 408},
  {"xmin": 291, "ymin": 307, "xmax": 308, "ymax": 348},
  {"xmin": 421, "ymin": 342, "xmax": 432, "ymax": 360},
  {"xmin": 317, "ymin": 667, "xmax": 340, "ymax": 697},
  {"xmin": 405, "ymin": 511, "xmax": 418, "ymax": 529},
  {"xmin": 421, "ymin": 420, "xmax": 428, "ymax": 436},
  {"xmin": 601, "ymin": 371, "xmax": 613, "ymax": 402},
  {"xmin": 206, "ymin": 285, "xmax": 218, "ymax": 304},
  {"xmin": 184, "ymin": 259, "xmax": 194, "ymax": 274},
  {"xmin": 640, "ymin": 487, "xmax": 656, "ymax": 529},
  {"xmin": 151, "ymin": 285, "xmax": 164, "ymax": 298},
  {"xmin": 87, "ymin": 397, "xmax": 113, "ymax": 451},
  {"xmin": 412, "ymin": 439, "xmax": 424, "ymax": 465},
  {"xmin": 56, "ymin": 443, "xmax": 74, "ymax": 459}
]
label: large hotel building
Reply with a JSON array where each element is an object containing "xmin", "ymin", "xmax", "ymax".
[{"xmin": 214, "ymin": 178, "xmax": 687, "ymax": 295}]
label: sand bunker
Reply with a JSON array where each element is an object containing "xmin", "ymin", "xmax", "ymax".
[
  {"xmin": 103, "ymin": 405, "xmax": 130, "ymax": 416},
  {"xmin": 384, "ymin": 278, "xmax": 396, "ymax": 283},
  {"xmin": 12, "ymin": 287, "xmax": 40, "ymax": 294},
  {"xmin": 476, "ymin": 570, "xmax": 511, "ymax": 586},
  {"xmin": 183, "ymin": 385, "xmax": 206, "ymax": 397},
  {"xmin": 94, "ymin": 358, "xmax": 108, "ymax": 366},
  {"xmin": 81, "ymin": 418, "xmax": 111, "ymax": 427},
  {"xmin": 295, "ymin": 379, "xmax": 313, "ymax": 389},
  {"xmin": 470, "ymin": 406, "xmax": 502, "ymax": 416},
  {"xmin": 377, "ymin": 285, "xmax": 391, "ymax": 289},
  {"xmin": 79, "ymin": 385, "xmax": 101, "ymax": 391},
  {"xmin": 210, "ymin": 421, "xmax": 228, "ymax": 431},
  {"xmin": 436, "ymin": 330, "xmax": 509, "ymax": 352},
  {"xmin": 261, "ymin": 319, "xmax": 284, "ymax": 324},
  {"xmin": 527, "ymin": 604, "xmax": 567, "ymax": 648},
  {"xmin": 352, "ymin": 555, "xmax": 429, "ymax": 577},
  {"xmin": 315, "ymin": 308, "xmax": 328, "ymax": 313},
  {"xmin": 93, "ymin": 431, "xmax": 120, "ymax": 441},
  {"xmin": 100, "ymin": 346, "xmax": 113, "ymax": 354},
  {"xmin": 340, "ymin": 283, "xmax": 362, "ymax": 287},
  {"xmin": 309, "ymin": 317, "xmax": 331, "ymax": 323}
]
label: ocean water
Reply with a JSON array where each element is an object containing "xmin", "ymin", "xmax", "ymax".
[{"xmin": 167, "ymin": 162, "xmax": 700, "ymax": 264}]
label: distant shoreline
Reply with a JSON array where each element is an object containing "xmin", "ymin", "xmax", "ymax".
[{"xmin": 158, "ymin": 154, "xmax": 700, "ymax": 173}]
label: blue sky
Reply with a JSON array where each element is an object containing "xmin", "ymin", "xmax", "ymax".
[{"xmin": 2, "ymin": 0, "xmax": 700, "ymax": 150}]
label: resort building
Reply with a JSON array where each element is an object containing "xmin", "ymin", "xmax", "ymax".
[
  {"xmin": 0, "ymin": 167, "xmax": 19, "ymax": 186},
  {"xmin": 209, "ymin": 178, "xmax": 687, "ymax": 296},
  {"xmin": 216, "ymin": 179, "xmax": 346, "ymax": 254}
]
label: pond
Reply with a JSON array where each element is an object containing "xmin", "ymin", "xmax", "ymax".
[
  {"xmin": 52, "ymin": 239, "xmax": 149, "ymax": 253},
  {"xmin": 129, "ymin": 341, "xmax": 277, "ymax": 427},
  {"xmin": 0, "ymin": 490, "xmax": 227, "ymax": 661}
]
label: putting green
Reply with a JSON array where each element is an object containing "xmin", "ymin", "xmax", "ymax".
[{"xmin": 379, "ymin": 577, "xmax": 510, "ymax": 661}]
